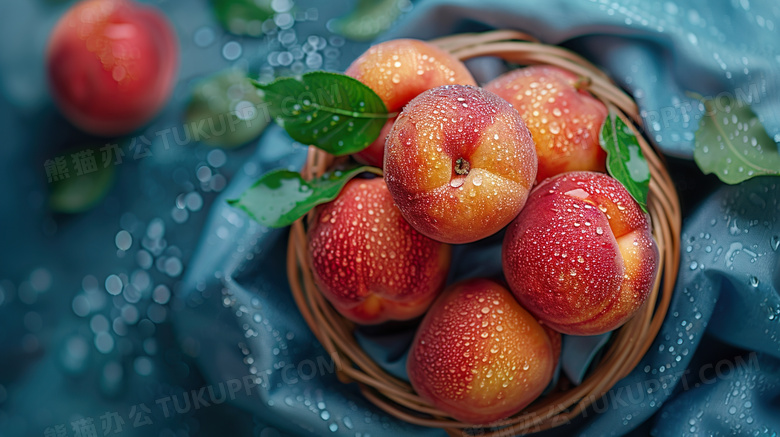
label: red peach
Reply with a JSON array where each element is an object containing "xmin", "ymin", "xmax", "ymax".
[
  {"xmin": 407, "ymin": 278, "xmax": 555, "ymax": 424},
  {"xmin": 346, "ymin": 39, "xmax": 476, "ymax": 168},
  {"xmin": 308, "ymin": 178, "xmax": 451, "ymax": 324},
  {"xmin": 384, "ymin": 85, "xmax": 537, "ymax": 244},
  {"xmin": 502, "ymin": 171, "xmax": 659, "ymax": 335},
  {"xmin": 484, "ymin": 66, "xmax": 607, "ymax": 183},
  {"xmin": 353, "ymin": 119, "xmax": 394, "ymax": 168},
  {"xmin": 345, "ymin": 39, "xmax": 476, "ymax": 114},
  {"xmin": 46, "ymin": 0, "xmax": 178, "ymax": 136}
]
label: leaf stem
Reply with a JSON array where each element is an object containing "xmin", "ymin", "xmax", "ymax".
[{"xmin": 307, "ymin": 103, "xmax": 398, "ymax": 119}]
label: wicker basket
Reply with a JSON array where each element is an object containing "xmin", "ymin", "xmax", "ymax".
[{"xmin": 286, "ymin": 30, "xmax": 682, "ymax": 436}]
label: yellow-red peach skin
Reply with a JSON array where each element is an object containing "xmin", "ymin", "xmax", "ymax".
[
  {"xmin": 502, "ymin": 171, "xmax": 659, "ymax": 335},
  {"xmin": 485, "ymin": 66, "xmax": 607, "ymax": 183},
  {"xmin": 384, "ymin": 85, "xmax": 537, "ymax": 244},
  {"xmin": 47, "ymin": 0, "xmax": 178, "ymax": 136},
  {"xmin": 345, "ymin": 39, "xmax": 476, "ymax": 167},
  {"xmin": 308, "ymin": 178, "xmax": 451, "ymax": 324},
  {"xmin": 407, "ymin": 278, "xmax": 555, "ymax": 424}
]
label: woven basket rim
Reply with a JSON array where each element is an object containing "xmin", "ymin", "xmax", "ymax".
[{"xmin": 286, "ymin": 30, "xmax": 682, "ymax": 436}]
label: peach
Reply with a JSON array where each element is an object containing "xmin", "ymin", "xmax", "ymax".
[
  {"xmin": 384, "ymin": 85, "xmax": 537, "ymax": 244},
  {"xmin": 502, "ymin": 171, "xmax": 659, "ymax": 335},
  {"xmin": 484, "ymin": 65, "xmax": 607, "ymax": 183},
  {"xmin": 47, "ymin": 0, "xmax": 178, "ymax": 136},
  {"xmin": 407, "ymin": 278, "xmax": 555, "ymax": 424},
  {"xmin": 308, "ymin": 177, "xmax": 451, "ymax": 324},
  {"xmin": 353, "ymin": 120, "xmax": 394, "ymax": 168},
  {"xmin": 345, "ymin": 39, "xmax": 476, "ymax": 167}
]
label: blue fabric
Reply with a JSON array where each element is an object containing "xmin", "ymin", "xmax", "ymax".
[
  {"xmin": 561, "ymin": 333, "xmax": 612, "ymax": 385},
  {"xmin": 386, "ymin": 0, "xmax": 780, "ymax": 159},
  {"xmin": 175, "ymin": 2, "xmax": 780, "ymax": 435},
  {"xmin": 1, "ymin": 0, "xmax": 779, "ymax": 436}
]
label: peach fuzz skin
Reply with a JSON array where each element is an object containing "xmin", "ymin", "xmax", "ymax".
[
  {"xmin": 484, "ymin": 65, "xmax": 607, "ymax": 183},
  {"xmin": 407, "ymin": 278, "xmax": 555, "ymax": 424},
  {"xmin": 353, "ymin": 120, "xmax": 394, "ymax": 168},
  {"xmin": 384, "ymin": 85, "xmax": 537, "ymax": 244},
  {"xmin": 47, "ymin": 0, "xmax": 178, "ymax": 136},
  {"xmin": 307, "ymin": 178, "xmax": 451, "ymax": 325},
  {"xmin": 502, "ymin": 171, "xmax": 659, "ymax": 336},
  {"xmin": 345, "ymin": 39, "xmax": 476, "ymax": 168}
]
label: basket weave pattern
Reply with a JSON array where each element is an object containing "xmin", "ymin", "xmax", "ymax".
[{"xmin": 286, "ymin": 30, "xmax": 682, "ymax": 436}]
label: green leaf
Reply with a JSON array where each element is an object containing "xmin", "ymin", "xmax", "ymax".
[
  {"xmin": 692, "ymin": 95, "xmax": 780, "ymax": 184},
  {"xmin": 228, "ymin": 166, "xmax": 382, "ymax": 228},
  {"xmin": 49, "ymin": 147, "xmax": 115, "ymax": 214},
  {"xmin": 210, "ymin": 0, "xmax": 274, "ymax": 37},
  {"xmin": 185, "ymin": 69, "xmax": 270, "ymax": 148},
  {"xmin": 252, "ymin": 71, "xmax": 393, "ymax": 156},
  {"xmin": 599, "ymin": 111, "xmax": 651, "ymax": 213},
  {"xmin": 329, "ymin": 0, "xmax": 410, "ymax": 41}
]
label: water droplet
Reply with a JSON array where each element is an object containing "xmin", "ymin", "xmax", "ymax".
[
  {"xmin": 115, "ymin": 230, "xmax": 132, "ymax": 251},
  {"xmin": 72, "ymin": 295, "xmax": 90, "ymax": 317},
  {"xmin": 152, "ymin": 285, "xmax": 171, "ymax": 304},
  {"xmin": 207, "ymin": 149, "xmax": 227, "ymax": 168},
  {"xmin": 729, "ymin": 218, "xmax": 742, "ymax": 236},
  {"xmin": 222, "ymin": 41, "xmax": 243, "ymax": 61},
  {"xmin": 146, "ymin": 218, "xmax": 165, "ymax": 239},
  {"xmin": 95, "ymin": 332, "xmax": 114, "ymax": 354},
  {"xmin": 164, "ymin": 257, "xmax": 183, "ymax": 277},
  {"xmin": 749, "ymin": 276, "xmax": 759, "ymax": 287},
  {"xmin": 725, "ymin": 242, "xmax": 743, "ymax": 268},
  {"xmin": 105, "ymin": 275, "xmax": 123, "ymax": 295},
  {"xmin": 185, "ymin": 192, "xmax": 203, "ymax": 212},
  {"xmin": 194, "ymin": 27, "xmax": 215, "ymax": 47}
]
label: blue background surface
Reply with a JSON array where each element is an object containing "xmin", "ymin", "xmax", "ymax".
[{"xmin": 0, "ymin": 0, "xmax": 778, "ymax": 436}]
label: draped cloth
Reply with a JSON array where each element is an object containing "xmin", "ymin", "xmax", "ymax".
[{"xmin": 177, "ymin": 1, "xmax": 780, "ymax": 435}]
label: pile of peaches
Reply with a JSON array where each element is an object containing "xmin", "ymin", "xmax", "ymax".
[{"xmin": 307, "ymin": 39, "xmax": 659, "ymax": 424}]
